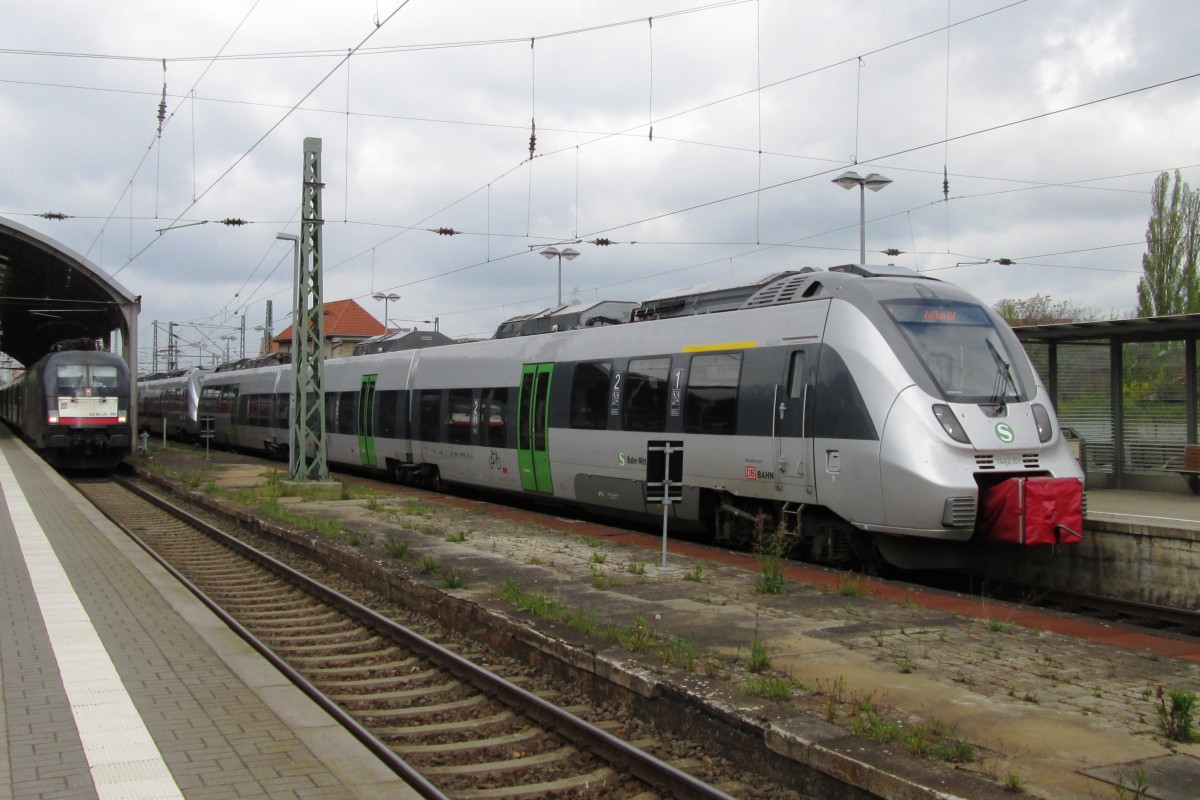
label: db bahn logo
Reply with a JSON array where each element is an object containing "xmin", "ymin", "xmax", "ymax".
[{"xmin": 995, "ymin": 422, "xmax": 1015, "ymax": 444}]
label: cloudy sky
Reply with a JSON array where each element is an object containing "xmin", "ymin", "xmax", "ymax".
[{"xmin": 1, "ymin": 0, "xmax": 1196, "ymax": 370}]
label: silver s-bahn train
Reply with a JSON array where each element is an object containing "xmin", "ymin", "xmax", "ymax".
[
  {"xmin": 138, "ymin": 366, "xmax": 210, "ymax": 441},
  {"xmin": 140, "ymin": 266, "xmax": 1084, "ymax": 568},
  {"xmin": 0, "ymin": 349, "xmax": 133, "ymax": 470}
]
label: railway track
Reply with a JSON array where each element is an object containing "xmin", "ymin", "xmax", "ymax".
[
  {"xmin": 977, "ymin": 580, "xmax": 1200, "ymax": 639},
  {"xmin": 75, "ymin": 477, "xmax": 740, "ymax": 800}
]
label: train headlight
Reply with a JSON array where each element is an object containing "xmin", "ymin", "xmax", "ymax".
[
  {"xmin": 932, "ymin": 404, "xmax": 971, "ymax": 444},
  {"xmin": 47, "ymin": 414, "xmax": 59, "ymax": 424},
  {"xmin": 118, "ymin": 414, "xmax": 127, "ymax": 423},
  {"xmin": 1032, "ymin": 403, "xmax": 1053, "ymax": 443}
]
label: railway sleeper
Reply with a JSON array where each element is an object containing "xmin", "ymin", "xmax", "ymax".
[
  {"xmin": 375, "ymin": 710, "xmax": 516, "ymax": 737},
  {"xmin": 418, "ymin": 745, "xmax": 579, "ymax": 776},
  {"xmin": 392, "ymin": 728, "xmax": 545, "ymax": 756}
]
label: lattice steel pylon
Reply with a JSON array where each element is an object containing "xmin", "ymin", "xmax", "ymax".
[{"xmin": 289, "ymin": 137, "xmax": 329, "ymax": 481}]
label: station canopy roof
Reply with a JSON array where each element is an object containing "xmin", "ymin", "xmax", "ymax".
[{"xmin": 0, "ymin": 215, "xmax": 139, "ymax": 366}]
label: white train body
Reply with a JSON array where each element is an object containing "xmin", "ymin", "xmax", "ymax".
[
  {"xmin": 140, "ymin": 267, "xmax": 1083, "ymax": 567},
  {"xmin": 137, "ymin": 367, "xmax": 210, "ymax": 440}
]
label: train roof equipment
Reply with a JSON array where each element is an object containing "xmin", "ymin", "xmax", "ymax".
[
  {"xmin": 353, "ymin": 329, "xmax": 456, "ymax": 355},
  {"xmin": 493, "ymin": 300, "xmax": 639, "ymax": 339},
  {"xmin": 631, "ymin": 270, "xmax": 810, "ymax": 321}
]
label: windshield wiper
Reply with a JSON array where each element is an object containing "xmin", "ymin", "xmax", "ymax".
[{"xmin": 986, "ymin": 339, "xmax": 1017, "ymax": 410}]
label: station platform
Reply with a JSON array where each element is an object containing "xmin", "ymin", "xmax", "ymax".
[
  {"xmin": 1087, "ymin": 486, "xmax": 1200, "ymax": 533},
  {"xmin": 0, "ymin": 428, "xmax": 417, "ymax": 799}
]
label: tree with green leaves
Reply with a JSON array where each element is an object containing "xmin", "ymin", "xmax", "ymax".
[
  {"xmin": 993, "ymin": 294, "xmax": 1104, "ymax": 326},
  {"xmin": 1136, "ymin": 170, "xmax": 1200, "ymax": 316}
]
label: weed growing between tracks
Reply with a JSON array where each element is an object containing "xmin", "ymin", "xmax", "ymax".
[
  {"xmin": 754, "ymin": 516, "xmax": 788, "ymax": 595},
  {"xmin": 1155, "ymin": 685, "xmax": 1198, "ymax": 742}
]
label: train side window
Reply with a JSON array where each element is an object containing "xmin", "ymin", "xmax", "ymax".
[
  {"xmin": 416, "ymin": 390, "xmax": 441, "ymax": 441},
  {"xmin": 220, "ymin": 385, "xmax": 238, "ymax": 414},
  {"xmin": 787, "ymin": 352, "xmax": 807, "ymax": 399},
  {"xmin": 482, "ymin": 387, "xmax": 508, "ymax": 447},
  {"xmin": 273, "ymin": 394, "xmax": 289, "ymax": 428},
  {"xmin": 683, "ymin": 352, "xmax": 741, "ymax": 434},
  {"xmin": 324, "ymin": 393, "xmax": 339, "ymax": 433},
  {"xmin": 199, "ymin": 386, "xmax": 217, "ymax": 413},
  {"xmin": 377, "ymin": 390, "xmax": 399, "ymax": 438},
  {"xmin": 338, "ymin": 391, "xmax": 357, "ymax": 434},
  {"xmin": 622, "ymin": 357, "xmax": 670, "ymax": 432},
  {"xmin": 258, "ymin": 395, "xmax": 273, "ymax": 427},
  {"xmin": 447, "ymin": 389, "xmax": 472, "ymax": 444},
  {"xmin": 570, "ymin": 361, "xmax": 611, "ymax": 430}
]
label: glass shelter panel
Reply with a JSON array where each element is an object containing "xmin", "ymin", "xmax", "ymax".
[
  {"xmin": 1054, "ymin": 343, "xmax": 1113, "ymax": 475},
  {"xmin": 1123, "ymin": 340, "xmax": 1187, "ymax": 473}
]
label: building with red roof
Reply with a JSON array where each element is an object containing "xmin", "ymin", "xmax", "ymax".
[{"xmin": 272, "ymin": 298, "xmax": 387, "ymax": 359}]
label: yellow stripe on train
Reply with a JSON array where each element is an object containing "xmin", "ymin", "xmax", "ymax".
[{"xmin": 681, "ymin": 341, "xmax": 757, "ymax": 353}]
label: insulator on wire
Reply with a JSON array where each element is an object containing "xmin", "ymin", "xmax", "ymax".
[
  {"xmin": 157, "ymin": 58, "xmax": 167, "ymax": 138},
  {"xmin": 589, "ymin": 238, "xmax": 613, "ymax": 246},
  {"xmin": 219, "ymin": 218, "xmax": 248, "ymax": 226},
  {"xmin": 528, "ymin": 117, "xmax": 537, "ymax": 160},
  {"xmin": 996, "ymin": 258, "xmax": 1014, "ymax": 266},
  {"xmin": 883, "ymin": 248, "xmax": 903, "ymax": 257},
  {"xmin": 942, "ymin": 166, "xmax": 949, "ymax": 200},
  {"xmin": 434, "ymin": 227, "xmax": 460, "ymax": 236},
  {"xmin": 39, "ymin": 212, "xmax": 70, "ymax": 220}
]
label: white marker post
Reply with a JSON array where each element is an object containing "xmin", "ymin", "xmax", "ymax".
[
  {"xmin": 200, "ymin": 415, "xmax": 214, "ymax": 460},
  {"xmin": 646, "ymin": 440, "xmax": 683, "ymax": 568}
]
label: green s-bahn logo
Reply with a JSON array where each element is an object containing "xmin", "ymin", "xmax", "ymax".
[{"xmin": 995, "ymin": 422, "xmax": 1016, "ymax": 444}]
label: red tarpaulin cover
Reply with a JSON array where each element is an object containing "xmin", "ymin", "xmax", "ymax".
[{"xmin": 978, "ymin": 476, "xmax": 1084, "ymax": 545}]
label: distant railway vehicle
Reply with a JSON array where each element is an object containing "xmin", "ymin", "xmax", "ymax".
[
  {"xmin": 139, "ymin": 266, "xmax": 1084, "ymax": 568},
  {"xmin": 137, "ymin": 366, "xmax": 210, "ymax": 441},
  {"xmin": 1, "ymin": 348, "xmax": 133, "ymax": 470}
]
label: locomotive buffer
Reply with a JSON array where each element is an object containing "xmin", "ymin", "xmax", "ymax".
[{"xmin": 646, "ymin": 440, "xmax": 683, "ymax": 568}]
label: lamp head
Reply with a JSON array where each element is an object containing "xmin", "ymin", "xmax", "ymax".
[
  {"xmin": 863, "ymin": 173, "xmax": 893, "ymax": 192},
  {"xmin": 831, "ymin": 170, "xmax": 864, "ymax": 190}
]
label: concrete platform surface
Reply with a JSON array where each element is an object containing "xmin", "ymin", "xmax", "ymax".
[{"xmin": 0, "ymin": 428, "xmax": 418, "ymax": 800}]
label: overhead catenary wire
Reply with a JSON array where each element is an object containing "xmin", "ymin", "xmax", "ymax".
[
  {"xmin": 17, "ymin": 1, "xmax": 1182, "ymax": 348},
  {"xmin": 111, "ymin": 0, "xmax": 418, "ymax": 279}
]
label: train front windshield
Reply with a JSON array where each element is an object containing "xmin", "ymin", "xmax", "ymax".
[
  {"xmin": 882, "ymin": 299, "xmax": 1026, "ymax": 404},
  {"xmin": 55, "ymin": 365, "xmax": 121, "ymax": 397}
]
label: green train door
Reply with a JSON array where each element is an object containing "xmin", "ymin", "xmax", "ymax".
[
  {"xmin": 357, "ymin": 374, "xmax": 378, "ymax": 466},
  {"xmin": 517, "ymin": 363, "xmax": 554, "ymax": 493}
]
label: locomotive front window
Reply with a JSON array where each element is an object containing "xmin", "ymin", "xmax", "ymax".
[
  {"xmin": 882, "ymin": 299, "xmax": 1025, "ymax": 404},
  {"xmin": 92, "ymin": 366, "xmax": 120, "ymax": 396},
  {"xmin": 55, "ymin": 365, "xmax": 121, "ymax": 397},
  {"xmin": 55, "ymin": 365, "xmax": 87, "ymax": 396}
]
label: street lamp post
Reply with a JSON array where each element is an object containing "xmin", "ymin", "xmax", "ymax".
[
  {"xmin": 276, "ymin": 233, "xmax": 301, "ymax": 353},
  {"xmin": 831, "ymin": 171, "xmax": 892, "ymax": 265},
  {"xmin": 538, "ymin": 246, "xmax": 580, "ymax": 307},
  {"xmin": 372, "ymin": 292, "xmax": 400, "ymax": 332}
]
